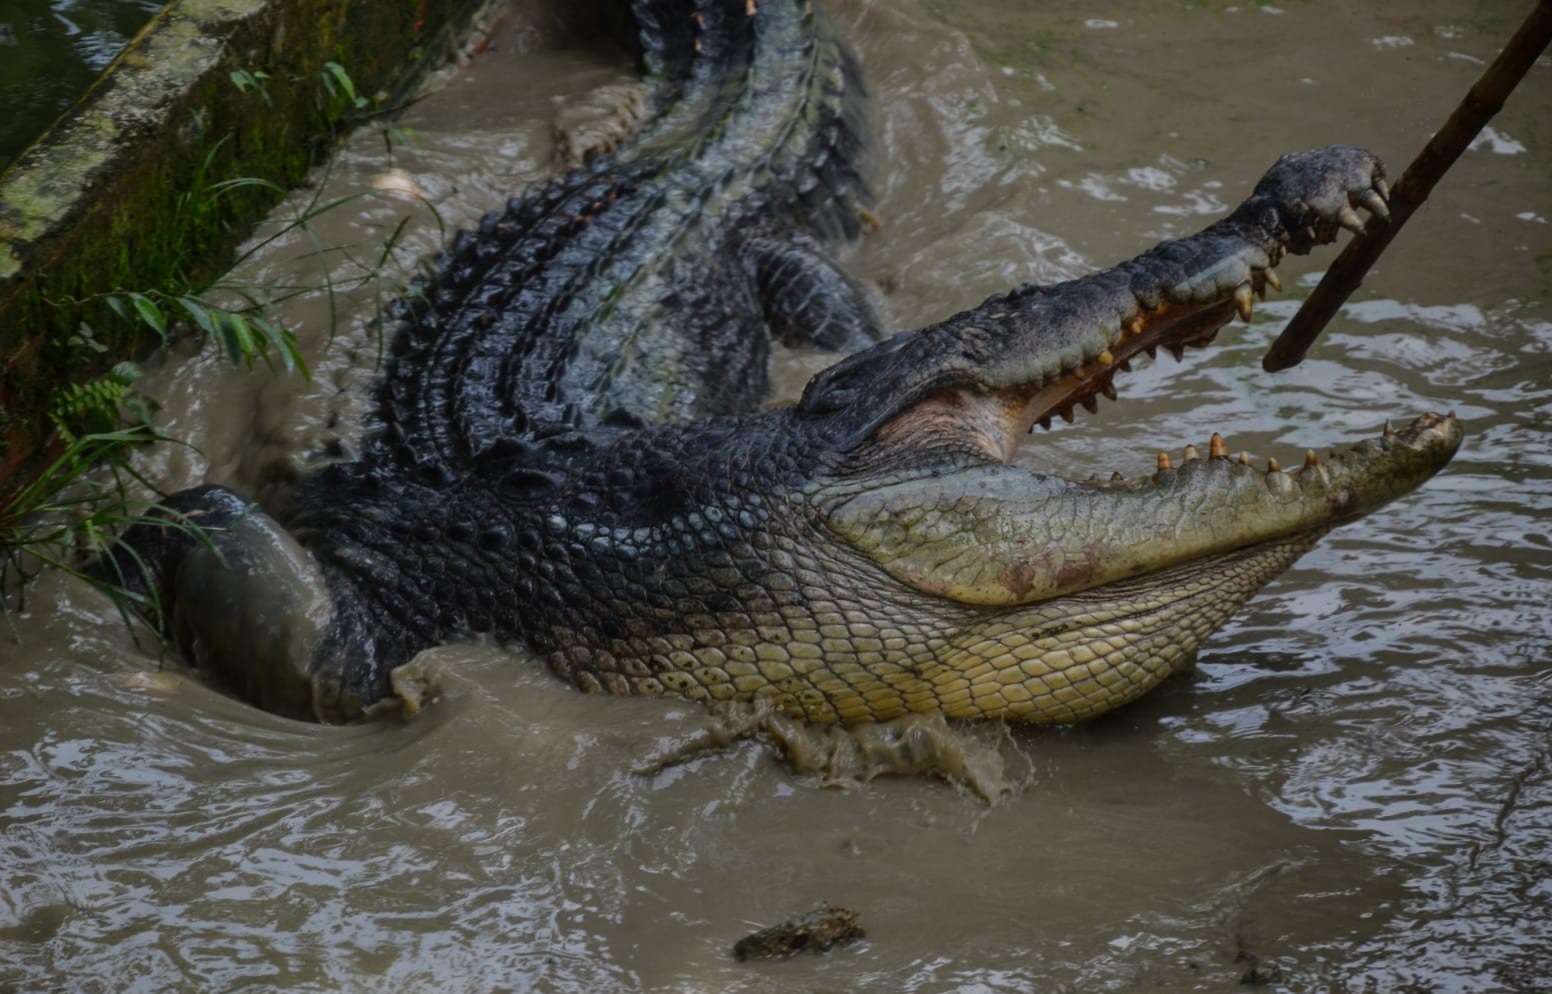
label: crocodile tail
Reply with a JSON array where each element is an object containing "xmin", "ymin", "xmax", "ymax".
[
  {"xmin": 633, "ymin": 0, "xmax": 874, "ymax": 241},
  {"xmin": 780, "ymin": 10, "xmax": 873, "ymax": 244},
  {"xmin": 630, "ymin": 0, "xmax": 703, "ymax": 83}
]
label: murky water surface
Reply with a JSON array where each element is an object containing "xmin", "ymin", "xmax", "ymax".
[{"xmin": 4, "ymin": 1, "xmax": 1551, "ymax": 991}]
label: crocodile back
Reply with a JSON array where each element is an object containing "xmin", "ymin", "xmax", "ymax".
[{"xmin": 370, "ymin": 0, "xmax": 871, "ymax": 472}]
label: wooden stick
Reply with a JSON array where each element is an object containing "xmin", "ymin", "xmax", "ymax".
[{"xmin": 1263, "ymin": 0, "xmax": 1552, "ymax": 372}]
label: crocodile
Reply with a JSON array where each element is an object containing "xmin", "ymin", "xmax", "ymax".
[{"xmin": 102, "ymin": 0, "xmax": 1460, "ymax": 725}]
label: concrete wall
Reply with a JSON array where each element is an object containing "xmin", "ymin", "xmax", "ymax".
[{"xmin": 0, "ymin": 0, "xmax": 487, "ymax": 492}]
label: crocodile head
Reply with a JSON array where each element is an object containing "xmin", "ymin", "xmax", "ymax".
[{"xmin": 686, "ymin": 143, "xmax": 1461, "ymax": 724}]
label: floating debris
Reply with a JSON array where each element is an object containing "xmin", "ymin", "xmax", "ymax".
[{"xmin": 733, "ymin": 903, "xmax": 865, "ymax": 961}]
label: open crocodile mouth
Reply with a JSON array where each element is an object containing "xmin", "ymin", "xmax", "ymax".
[{"xmin": 826, "ymin": 258, "xmax": 1462, "ymax": 609}]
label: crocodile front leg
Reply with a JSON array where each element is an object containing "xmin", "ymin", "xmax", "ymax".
[{"xmin": 799, "ymin": 145, "xmax": 1390, "ymax": 454}]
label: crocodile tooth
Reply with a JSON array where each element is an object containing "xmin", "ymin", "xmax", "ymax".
[
  {"xmin": 1059, "ymin": 407, "xmax": 1076, "ymax": 423},
  {"xmin": 1262, "ymin": 267, "xmax": 1282, "ymax": 292},
  {"xmin": 1359, "ymin": 188, "xmax": 1390, "ymax": 220},
  {"xmin": 1101, "ymin": 381, "xmax": 1118, "ymax": 401},
  {"xmin": 1038, "ymin": 416, "xmax": 1052, "ymax": 431},
  {"xmin": 1146, "ymin": 346, "xmax": 1158, "ymax": 360},
  {"xmin": 1383, "ymin": 419, "xmax": 1395, "ymax": 437},
  {"xmin": 1167, "ymin": 344, "xmax": 1186, "ymax": 361},
  {"xmin": 1080, "ymin": 396, "xmax": 1099, "ymax": 414},
  {"xmin": 1374, "ymin": 176, "xmax": 1391, "ymax": 201},
  {"xmin": 1183, "ymin": 444, "xmax": 1200, "ymax": 461},
  {"xmin": 1111, "ymin": 471, "xmax": 1125, "ymax": 481},
  {"xmin": 1096, "ymin": 349, "xmax": 1115, "ymax": 366},
  {"xmin": 1305, "ymin": 449, "xmax": 1319, "ymax": 467},
  {"xmin": 1126, "ymin": 315, "xmax": 1146, "ymax": 336},
  {"xmin": 1117, "ymin": 358, "xmax": 1132, "ymax": 372},
  {"xmin": 1238, "ymin": 452, "xmax": 1252, "ymax": 466},
  {"xmin": 1210, "ymin": 433, "xmax": 1228, "ymax": 459},
  {"xmin": 1338, "ymin": 205, "xmax": 1367, "ymax": 235},
  {"xmin": 1157, "ymin": 452, "xmax": 1173, "ymax": 471},
  {"xmin": 1234, "ymin": 283, "xmax": 1254, "ymax": 321},
  {"xmin": 1267, "ymin": 456, "xmax": 1282, "ymax": 473}
]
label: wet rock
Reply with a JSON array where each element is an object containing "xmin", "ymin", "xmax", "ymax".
[{"xmin": 732, "ymin": 903, "xmax": 864, "ymax": 961}]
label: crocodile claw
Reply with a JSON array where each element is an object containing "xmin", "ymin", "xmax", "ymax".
[
  {"xmin": 1337, "ymin": 204, "xmax": 1368, "ymax": 235},
  {"xmin": 1357, "ymin": 187, "xmax": 1390, "ymax": 221},
  {"xmin": 1250, "ymin": 144, "xmax": 1389, "ymax": 254}
]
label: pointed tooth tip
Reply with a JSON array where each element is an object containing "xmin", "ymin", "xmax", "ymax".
[
  {"xmin": 1101, "ymin": 382, "xmax": 1118, "ymax": 401},
  {"xmin": 1234, "ymin": 283, "xmax": 1254, "ymax": 321},
  {"xmin": 1183, "ymin": 444, "xmax": 1200, "ymax": 461},
  {"xmin": 1209, "ymin": 433, "xmax": 1228, "ymax": 459},
  {"xmin": 1110, "ymin": 470, "xmax": 1125, "ymax": 481},
  {"xmin": 1059, "ymin": 407, "xmax": 1075, "ymax": 424},
  {"xmin": 1267, "ymin": 456, "xmax": 1282, "ymax": 473},
  {"xmin": 1157, "ymin": 452, "xmax": 1173, "ymax": 471},
  {"xmin": 1080, "ymin": 396, "xmax": 1099, "ymax": 414},
  {"xmin": 1305, "ymin": 449, "xmax": 1318, "ymax": 468},
  {"xmin": 1262, "ymin": 267, "xmax": 1282, "ymax": 292},
  {"xmin": 1238, "ymin": 452, "xmax": 1252, "ymax": 466},
  {"xmin": 1374, "ymin": 176, "xmax": 1391, "ymax": 200}
]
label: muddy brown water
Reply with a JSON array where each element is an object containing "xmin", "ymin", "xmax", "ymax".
[{"xmin": 4, "ymin": 1, "xmax": 1551, "ymax": 991}]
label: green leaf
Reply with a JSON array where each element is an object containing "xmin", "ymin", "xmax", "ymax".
[
  {"xmin": 323, "ymin": 61, "xmax": 368, "ymax": 111},
  {"xmin": 108, "ymin": 361, "xmax": 145, "ymax": 385},
  {"xmin": 104, "ymin": 295, "xmax": 132, "ymax": 325},
  {"xmin": 129, "ymin": 293, "xmax": 167, "ymax": 338},
  {"xmin": 175, "ymin": 297, "xmax": 232, "ymax": 360},
  {"xmin": 217, "ymin": 310, "xmax": 258, "ymax": 365},
  {"xmin": 251, "ymin": 317, "xmax": 295, "ymax": 372}
]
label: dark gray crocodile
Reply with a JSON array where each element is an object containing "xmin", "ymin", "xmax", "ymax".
[{"xmin": 104, "ymin": 0, "xmax": 1460, "ymax": 724}]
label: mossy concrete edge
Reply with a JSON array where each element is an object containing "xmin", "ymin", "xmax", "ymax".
[{"xmin": 0, "ymin": 0, "xmax": 487, "ymax": 492}]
